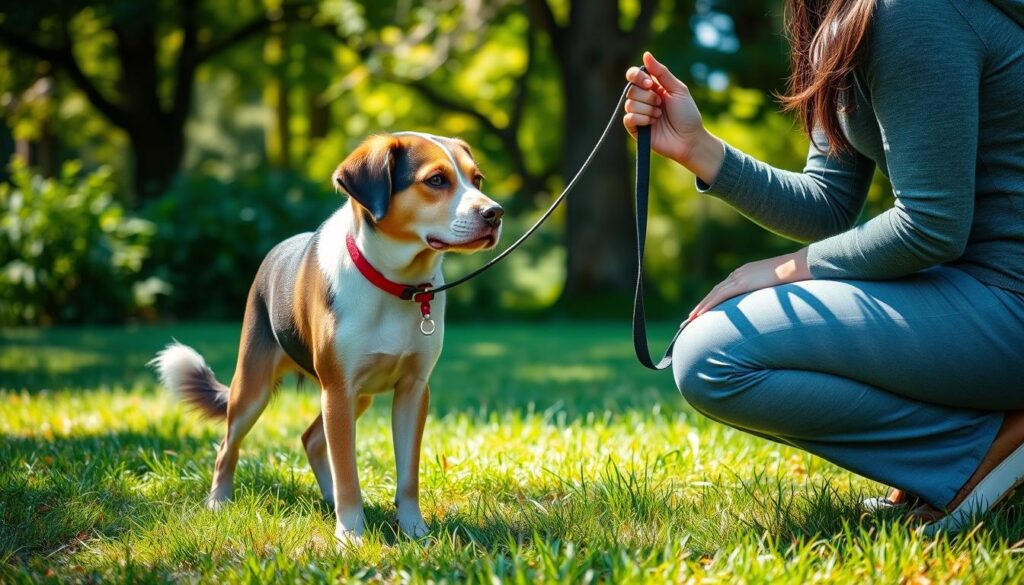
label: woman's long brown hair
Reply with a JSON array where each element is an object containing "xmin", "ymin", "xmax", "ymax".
[{"xmin": 779, "ymin": 0, "xmax": 877, "ymax": 154}]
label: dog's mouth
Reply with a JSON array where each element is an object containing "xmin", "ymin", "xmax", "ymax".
[{"xmin": 426, "ymin": 232, "xmax": 497, "ymax": 252}]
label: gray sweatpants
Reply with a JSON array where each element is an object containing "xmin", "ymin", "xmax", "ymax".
[{"xmin": 672, "ymin": 266, "xmax": 1024, "ymax": 507}]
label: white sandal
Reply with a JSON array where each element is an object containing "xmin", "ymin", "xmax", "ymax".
[
  {"xmin": 861, "ymin": 489, "xmax": 921, "ymax": 514},
  {"xmin": 923, "ymin": 440, "xmax": 1024, "ymax": 536}
]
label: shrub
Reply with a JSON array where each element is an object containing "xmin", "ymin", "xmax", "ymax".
[
  {"xmin": 0, "ymin": 159, "xmax": 157, "ymax": 325},
  {"xmin": 142, "ymin": 171, "xmax": 339, "ymax": 320}
]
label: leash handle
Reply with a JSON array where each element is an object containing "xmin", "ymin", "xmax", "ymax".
[{"xmin": 632, "ymin": 66, "xmax": 686, "ymax": 371}]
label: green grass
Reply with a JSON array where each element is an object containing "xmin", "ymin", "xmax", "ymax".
[{"xmin": 2, "ymin": 322, "xmax": 1023, "ymax": 583}]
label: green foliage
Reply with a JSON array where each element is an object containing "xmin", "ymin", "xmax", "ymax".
[
  {"xmin": 2, "ymin": 323, "xmax": 1023, "ymax": 582},
  {"xmin": 0, "ymin": 0, "xmax": 899, "ymax": 325},
  {"xmin": 142, "ymin": 171, "xmax": 340, "ymax": 320},
  {"xmin": 0, "ymin": 159, "xmax": 155, "ymax": 325}
]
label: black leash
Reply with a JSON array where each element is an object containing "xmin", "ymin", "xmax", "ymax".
[
  {"xmin": 632, "ymin": 104, "xmax": 688, "ymax": 371},
  {"xmin": 416, "ymin": 66, "xmax": 683, "ymax": 371},
  {"xmin": 419, "ymin": 80, "xmax": 632, "ymax": 297}
]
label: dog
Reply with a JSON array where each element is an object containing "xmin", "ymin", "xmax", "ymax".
[{"xmin": 150, "ymin": 132, "xmax": 503, "ymax": 545}]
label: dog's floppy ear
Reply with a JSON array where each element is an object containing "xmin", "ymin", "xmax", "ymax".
[{"xmin": 332, "ymin": 135, "xmax": 402, "ymax": 222}]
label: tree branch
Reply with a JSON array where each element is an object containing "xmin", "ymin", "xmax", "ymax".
[
  {"xmin": 397, "ymin": 76, "xmax": 550, "ymax": 203},
  {"xmin": 63, "ymin": 46, "xmax": 130, "ymax": 128},
  {"xmin": 172, "ymin": 0, "xmax": 200, "ymax": 123},
  {"xmin": 508, "ymin": 23, "xmax": 536, "ymax": 136},
  {"xmin": 400, "ymin": 78, "xmax": 501, "ymax": 137},
  {"xmin": 524, "ymin": 0, "xmax": 563, "ymax": 49},
  {"xmin": 0, "ymin": 28, "xmax": 62, "ymax": 62},
  {"xmin": 628, "ymin": 0, "xmax": 658, "ymax": 46},
  {"xmin": 193, "ymin": 2, "xmax": 315, "ymax": 65},
  {"xmin": 0, "ymin": 27, "xmax": 130, "ymax": 128}
]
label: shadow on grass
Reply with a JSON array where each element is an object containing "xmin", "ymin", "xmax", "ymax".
[
  {"xmin": 0, "ymin": 429, "xmax": 211, "ymax": 560},
  {"xmin": 0, "ymin": 323, "xmax": 244, "ymax": 392}
]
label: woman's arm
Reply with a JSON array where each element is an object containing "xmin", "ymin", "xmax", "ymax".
[
  {"xmin": 626, "ymin": 54, "xmax": 877, "ymax": 245},
  {"xmin": 697, "ymin": 129, "xmax": 876, "ymax": 243}
]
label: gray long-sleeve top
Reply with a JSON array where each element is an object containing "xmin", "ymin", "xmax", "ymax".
[{"xmin": 698, "ymin": 0, "xmax": 1024, "ymax": 293}]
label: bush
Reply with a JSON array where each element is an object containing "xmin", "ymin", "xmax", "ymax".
[
  {"xmin": 0, "ymin": 159, "xmax": 157, "ymax": 325},
  {"xmin": 142, "ymin": 171, "xmax": 339, "ymax": 320}
]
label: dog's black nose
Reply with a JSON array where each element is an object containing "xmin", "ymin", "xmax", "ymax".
[{"xmin": 481, "ymin": 204, "xmax": 504, "ymax": 227}]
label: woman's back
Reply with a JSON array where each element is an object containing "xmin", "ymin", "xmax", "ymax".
[{"xmin": 836, "ymin": 0, "xmax": 1024, "ymax": 292}]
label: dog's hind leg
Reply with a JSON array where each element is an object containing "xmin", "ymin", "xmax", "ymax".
[
  {"xmin": 206, "ymin": 306, "xmax": 280, "ymax": 510},
  {"xmin": 302, "ymin": 396, "xmax": 373, "ymax": 508}
]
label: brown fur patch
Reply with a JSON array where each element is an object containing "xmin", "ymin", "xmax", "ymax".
[
  {"xmin": 292, "ymin": 254, "xmax": 337, "ymax": 385},
  {"xmin": 272, "ymin": 354, "xmax": 303, "ymax": 385}
]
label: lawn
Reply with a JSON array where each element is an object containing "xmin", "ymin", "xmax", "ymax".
[{"xmin": 2, "ymin": 322, "xmax": 1023, "ymax": 583}]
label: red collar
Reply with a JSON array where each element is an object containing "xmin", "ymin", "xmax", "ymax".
[{"xmin": 345, "ymin": 233, "xmax": 436, "ymax": 332}]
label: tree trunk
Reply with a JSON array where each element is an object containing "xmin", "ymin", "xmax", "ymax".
[
  {"xmin": 128, "ymin": 115, "xmax": 185, "ymax": 202},
  {"xmin": 114, "ymin": 16, "xmax": 187, "ymax": 201},
  {"xmin": 556, "ymin": 1, "xmax": 640, "ymax": 313},
  {"xmin": 561, "ymin": 59, "xmax": 636, "ymax": 307},
  {"xmin": 275, "ymin": 76, "xmax": 291, "ymax": 168},
  {"xmin": 309, "ymin": 89, "xmax": 329, "ymax": 141}
]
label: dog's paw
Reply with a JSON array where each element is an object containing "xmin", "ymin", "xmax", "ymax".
[
  {"xmin": 334, "ymin": 509, "xmax": 366, "ymax": 550},
  {"xmin": 334, "ymin": 528, "xmax": 364, "ymax": 550},
  {"xmin": 204, "ymin": 493, "xmax": 230, "ymax": 511},
  {"xmin": 397, "ymin": 512, "xmax": 429, "ymax": 539}
]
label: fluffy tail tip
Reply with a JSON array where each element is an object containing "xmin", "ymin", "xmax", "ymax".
[{"xmin": 149, "ymin": 341, "xmax": 228, "ymax": 418}]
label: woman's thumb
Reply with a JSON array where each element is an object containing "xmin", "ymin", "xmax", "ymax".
[{"xmin": 643, "ymin": 51, "xmax": 686, "ymax": 92}]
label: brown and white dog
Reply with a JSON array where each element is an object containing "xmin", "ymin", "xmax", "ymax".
[{"xmin": 150, "ymin": 132, "xmax": 502, "ymax": 545}]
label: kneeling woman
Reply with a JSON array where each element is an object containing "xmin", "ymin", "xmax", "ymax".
[{"xmin": 622, "ymin": 0, "xmax": 1024, "ymax": 532}]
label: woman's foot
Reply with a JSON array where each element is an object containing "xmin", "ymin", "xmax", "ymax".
[
  {"xmin": 914, "ymin": 410, "xmax": 1024, "ymax": 531},
  {"xmin": 887, "ymin": 488, "xmax": 916, "ymax": 506},
  {"xmin": 862, "ymin": 487, "xmax": 922, "ymax": 513}
]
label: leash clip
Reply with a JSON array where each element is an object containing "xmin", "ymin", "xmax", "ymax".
[{"xmin": 413, "ymin": 285, "xmax": 436, "ymax": 336}]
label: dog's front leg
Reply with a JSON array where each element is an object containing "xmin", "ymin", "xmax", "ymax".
[
  {"xmin": 392, "ymin": 378, "xmax": 430, "ymax": 538},
  {"xmin": 321, "ymin": 385, "xmax": 365, "ymax": 546}
]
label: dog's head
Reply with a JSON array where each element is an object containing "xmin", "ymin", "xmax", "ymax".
[{"xmin": 332, "ymin": 133, "xmax": 502, "ymax": 254}]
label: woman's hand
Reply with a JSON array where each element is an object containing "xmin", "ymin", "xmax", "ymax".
[
  {"xmin": 624, "ymin": 52, "xmax": 725, "ymax": 185},
  {"xmin": 690, "ymin": 248, "xmax": 812, "ymax": 320}
]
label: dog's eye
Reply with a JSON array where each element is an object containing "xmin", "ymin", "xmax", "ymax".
[
  {"xmin": 473, "ymin": 174, "xmax": 484, "ymax": 188},
  {"xmin": 426, "ymin": 174, "xmax": 447, "ymax": 188}
]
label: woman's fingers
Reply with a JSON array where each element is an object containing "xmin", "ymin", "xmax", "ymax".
[
  {"xmin": 623, "ymin": 112, "xmax": 654, "ymax": 134},
  {"xmin": 626, "ymin": 85, "xmax": 661, "ymax": 106},
  {"xmin": 624, "ymin": 99, "xmax": 662, "ymax": 118},
  {"xmin": 691, "ymin": 280, "xmax": 739, "ymax": 319},
  {"xmin": 623, "ymin": 85, "xmax": 663, "ymax": 133},
  {"xmin": 625, "ymin": 66, "xmax": 654, "ymax": 89},
  {"xmin": 642, "ymin": 51, "xmax": 688, "ymax": 93}
]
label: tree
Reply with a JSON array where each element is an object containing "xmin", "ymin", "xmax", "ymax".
[
  {"xmin": 0, "ymin": 0, "xmax": 321, "ymax": 200},
  {"xmin": 525, "ymin": 0, "xmax": 659, "ymax": 308}
]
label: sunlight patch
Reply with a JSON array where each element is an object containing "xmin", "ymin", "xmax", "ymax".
[
  {"xmin": 515, "ymin": 364, "xmax": 614, "ymax": 384},
  {"xmin": 465, "ymin": 342, "xmax": 508, "ymax": 358}
]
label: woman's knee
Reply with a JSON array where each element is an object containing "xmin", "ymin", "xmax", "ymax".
[{"xmin": 671, "ymin": 311, "xmax": 750, "ymax": 417}]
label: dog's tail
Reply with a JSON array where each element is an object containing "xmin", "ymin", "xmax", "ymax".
[{"xmin": 149, "ymin": 342, "xmax": 229, "ymax": 419}]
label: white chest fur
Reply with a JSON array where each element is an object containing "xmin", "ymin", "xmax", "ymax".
[{"xmin": 317, "ymin": 207, "xmax": 445, "ymax": 395}]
